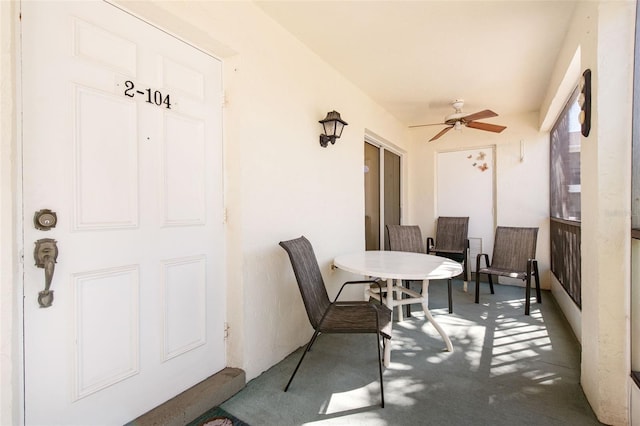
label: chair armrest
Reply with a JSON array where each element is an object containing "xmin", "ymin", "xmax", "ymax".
[
  {"xmin": 334, "ymin": 279, "xmax": 384, "ymax": 304},
  {"xmin": 426, "ymin": 237, "xmax": 435, "ymax": 253},
  {"xmin": 476, "ymin": 253, "xmax": 490, "ymax": 271}
]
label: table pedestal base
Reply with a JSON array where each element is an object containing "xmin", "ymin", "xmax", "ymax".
[{"xmin": 368, "ymin": 278, "xmax": 453, "ymax": 366}]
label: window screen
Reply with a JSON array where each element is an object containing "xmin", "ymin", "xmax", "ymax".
[{"xmin": 550, "ymin": 87, "xmax": 582, "ymax": 222}]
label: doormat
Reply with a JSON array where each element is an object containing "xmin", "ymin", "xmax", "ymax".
[{"xmin": 188, "ymin": 406, "xmax": 249, "ymax": 426}]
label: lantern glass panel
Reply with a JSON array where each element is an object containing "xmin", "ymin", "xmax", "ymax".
[{"xmin": 323, "ymin": 121, "xmax": 337, "ymax": 137}]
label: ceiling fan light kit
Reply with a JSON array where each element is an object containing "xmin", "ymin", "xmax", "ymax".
[{"xmin": 409, "ymin": 99, "xmax": 507, "ymax": 142}]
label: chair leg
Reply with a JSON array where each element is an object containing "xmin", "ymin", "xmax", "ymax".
[
  {"xmin": 533, "ymin": 260, "xmax": 542, "ymax": 303},
  {"xmin": 525, "ymin": 275, "xmax": 532, "ymax": 315},
  {"xmin": 488, "ymin": 274, "xmax": 494, "ymax": 294},
  {"xmin": 447, "ymin": 278, "xmax": 453, "ymax": 314},
  {"xmin": 376, "ymin": 329, "xmax": 385, "ymax": 408},
  {"xmin": 475, "ymin": 271, "xmax": 481, "ymax": 304},
  {"xmin": 284, "ymin": 330, "xmax": 319, "ymax": 392},
  {"xmin": 523, "ymin": 260, "xmax": 542, "ymax": 316},
  {"xmin": 463, "ymin": 248, "xmax": 469, "ymax": 282}
]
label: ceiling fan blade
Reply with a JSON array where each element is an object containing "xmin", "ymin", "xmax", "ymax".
[
  {"xmin": 462, "ymin": 109, "xmax": 498, "ymax": 122},
  {"xmin": 429, "ymin": 126, "xmax": 453, "ymax": 141},
  {"xmin": 466, "ymin": 121, "xmax": 507, "ymax": 133},
  {"xmin": 409, "ymin": 122, "xmax": 446, "ymax": 128}
]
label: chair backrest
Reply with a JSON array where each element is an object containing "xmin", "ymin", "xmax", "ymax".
[
  {"xmin": 387, "ymin": 225, "xmax": 425, "ymax": 253},
  {"xmin": 491, "ymin": 226, "xmax": 538, "ymax": 272},
  {"xmin": 279, "ymin": 236, "xmax": 331, "ymax": 329},
  {"xmin": 434, "ymin": 216, "xmax": 469, "ymax": 251}
]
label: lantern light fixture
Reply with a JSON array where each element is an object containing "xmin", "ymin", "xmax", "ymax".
[{"xmin": 319, "ymin": 110, "xmax": 348, "ymax": 147}]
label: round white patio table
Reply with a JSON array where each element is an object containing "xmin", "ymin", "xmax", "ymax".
[{"xmin": 333, "ymin": 250, "xmax": 463, "ymax": 366}]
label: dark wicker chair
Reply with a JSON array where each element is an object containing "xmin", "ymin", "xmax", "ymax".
[
  {"xmin": 426, "ymin": 216, "xmax": 469, "ymax": 282},
  {"xmin": 279, "ymin": 236, "xmax": 392, "ymax": 407},
  {"xmin": 387, "ymin": 224, "xmax": 454, "ymax": 315},
  {"xmin": 475, "ymin": 226, "xmax": 541, "ymax": 315}
]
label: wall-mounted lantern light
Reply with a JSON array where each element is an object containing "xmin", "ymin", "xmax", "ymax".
[{"xmin": 319, "ymin": 110, "xmax": 348, "ymax": 147}]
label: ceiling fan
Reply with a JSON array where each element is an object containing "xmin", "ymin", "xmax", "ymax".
[{"xmin": 409, "ymin": 100, "xmax": 507, "ymax": 142}]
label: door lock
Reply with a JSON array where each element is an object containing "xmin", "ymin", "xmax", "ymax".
[
  {"xmin": 34, "ymin": 238, "xmax": 58, "ymax": 308},
  {"xmin": 34, "ymin": 209, "xmax": 57, "ymax": 231}
]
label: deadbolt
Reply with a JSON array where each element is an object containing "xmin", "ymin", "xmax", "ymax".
[{"xmin": 34, "ymin": 209, "xmax": 57, "ymax": 231}]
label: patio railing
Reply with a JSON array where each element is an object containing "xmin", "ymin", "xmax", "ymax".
[{"xmin": 550, "ymin": 217, "xmax": 581, "ymax": 308}]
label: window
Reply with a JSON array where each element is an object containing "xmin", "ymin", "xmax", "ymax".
[
  {"xmin": 550, "ymin": 87, "xmax": 582, "ymax": 221},
  {"xmin": 550, "ymin": 86, "xmax": 582, "ymax": 308}
]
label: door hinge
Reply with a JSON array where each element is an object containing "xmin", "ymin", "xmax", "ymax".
[{"xmin": 224, "ymin": 322, "xmax": 230, "ymax": 340}]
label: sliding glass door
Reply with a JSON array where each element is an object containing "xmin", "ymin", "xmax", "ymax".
[{"xmin": 364, "ymin": 141, "xmax": 401, "ymax": 250}]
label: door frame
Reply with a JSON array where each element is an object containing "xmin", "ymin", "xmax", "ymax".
[{"xmin": 364, "ymin": 131, "xmax": 406, "ymax": 250}]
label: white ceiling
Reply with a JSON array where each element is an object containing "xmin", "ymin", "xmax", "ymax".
[{"xmin": 256, "ymin": 0, "xmax": 578, "ymax": 127}]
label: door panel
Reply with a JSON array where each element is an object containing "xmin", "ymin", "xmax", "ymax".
[
  {"xmin": 75, "ymin": 86, "xmax": 139, "ymax": 228},
  {"xmin": 22, "ymin": 2, "xmax": 225, "ymax": 424},
  {"xmin": 73, "ymin": 265, "xmax": 140, "ymax": 400}
]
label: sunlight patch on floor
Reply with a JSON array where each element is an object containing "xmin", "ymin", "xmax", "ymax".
[
  {"xmin": 388, "ymin": 361, "xmax": 413, "ymax": 370},
  {"xmin": 385, "ymin": 379, "xmax": 427, "ymax": 406},
  {"xmin": 304, "ymin": 412, "xmax": 386, "ymax": 426},
  {"xmin": 320, "ymin": 382, "xmax": 381, "ymax": 414},
  {"xmin": 524, "ymin": 370, "xmax": 562, "ymax": 385}
]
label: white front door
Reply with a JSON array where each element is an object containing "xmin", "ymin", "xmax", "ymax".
[{"xmin": 21, "ymin": 2, "xmax": 225, "ymax": 424}]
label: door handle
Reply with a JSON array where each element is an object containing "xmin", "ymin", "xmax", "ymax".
[{"xmin": 34, "ymin": 238, "xmax": 58, "ymax": 308}]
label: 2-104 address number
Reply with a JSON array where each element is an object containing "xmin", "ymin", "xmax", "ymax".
[{"xmin": 123, "ymin": 80, "xmax": 171, "ymax": 109}]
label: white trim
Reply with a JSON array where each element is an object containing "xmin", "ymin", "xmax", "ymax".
[
  {"xmin": 104, "ymin": 1, "xmax": 236, "ymax": 60},
  {"xmin": 365, "ymin": 129, "xmax": 405, "ymax": 156},
  {"xmin": 540, "ymin": 46, "xmax": 581, "ymax": 132}
]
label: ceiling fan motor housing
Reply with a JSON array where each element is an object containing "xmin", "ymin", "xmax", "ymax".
[
  {"xmin": 445, "ymin": 99, "xmax": 466, "ymax": 124},
  {"xmin": 444, "ymin": 112, "xmax": 466, "ymax": 125}
]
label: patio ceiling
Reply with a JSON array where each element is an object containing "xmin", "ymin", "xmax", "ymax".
[{"xmin": 256, "ymin": 0, "xmax": 578, "ymax": 127}]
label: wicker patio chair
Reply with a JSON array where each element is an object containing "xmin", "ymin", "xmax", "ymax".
[
  {"xmin": 475, "ymin": 226, "xmax": 541, "ymax": 315},
  {"xmin": 426, "ymin": 216, "xmax": 469, "ymax": 282},
  {"xmin": 387, "ymin": 224, "xmax": 454, "ymax": 315},
  {"xmin": 279, "ymin": 236, "xmax": 392, "ymax": 408}
]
